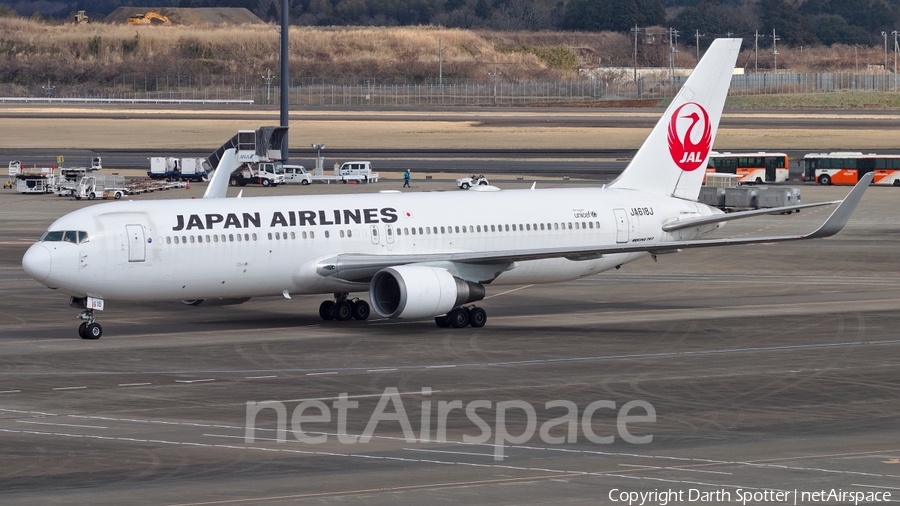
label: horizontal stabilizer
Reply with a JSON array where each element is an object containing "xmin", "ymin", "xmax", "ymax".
[{"xmin": 661, "ymin": 200, "xmax": 841, "ymax": 232}]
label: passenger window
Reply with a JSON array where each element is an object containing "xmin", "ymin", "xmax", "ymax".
[
  {"xmin": 477, "ymin": 225, "xmax": 481, "ymax": 232},
  {"xmin": 568, "ymin": 223, "xmax": 572, "ymax": 230},
  {"xmin": 595, "ymin": 221, "xmax": 600, "ymax": 229},
  {"xmin": 198, "ymin": 236, "xmax": 203, "ymax": 243},
  {"xmin": 245, "ymin": 233, "xmax": 251, "ymax": 241},
  {"xmin": 325, "ymin": 230, "xmax": 330, "ymax": 238},
  {"xmin": 455, "ymin": 226, "xmax": 460, "ymax": 233},
  {"xmin": 310, "ymin": 231, "xmax": 315, "ymax": 239},
  {"xmin": 206, "ymin": 235, "xmax": 211, "ymax": 242},
  {"xmin": 275, "ymin": 232, "xmax": 280, "ymax": 240},
  {"xmin": 229, "ymin": 234, "xmax": 234, "ymax": 242},
  {"xmin": 252, "ymin": 233, "xmax": 257, "ymax": 241},
  {"xmin": 340, "ymin": 230, "xmax": 345, "ymax": 238},
  {"xmin": 575, "ymin": 222, "xmax": 580, "ymax": 230},
  {"xmin": 347, "ymin": 230, "xmax": 352, "ymax": 238},
  {"xmin": 554, "ymin": 223, "xmax": 559, "ymax": 230},
  {"xmin": 221, "ymin": 235, "xmax": 226, "ymax": 242},
  {"xmin": 505, "ymin": 224, "xmax": 509, "ymax": 231},
  {"xmin": 236, "ymin": 234, "xmax": 242, "ymax": 242},
  {"xmin": 539, "ymin": 224, "xmax": 545, "ymax": 230},
  {"xmin": 469, "ymin": 226, "xmax": 474, "ymax": 233},
  {"xmin": 182, "ymin": 236, "xmax": 187, "ymax": 243},
  {"xmin": 166, "ymin": 237, "xmax": 171, "ymax": 244},
  {"xmin": 214, "ymin": 235, "xmax": 219, "ymax": 242},
  {"xmin": 418, "ymin": 227, "xmax": 423, "ymax": 235},
  {"xmin": 411, "ymin": 228, "xmax": 416, "ymax": 235},
  {"xmin": 290, "ymin": 232, "xmax": 295, "ymax": 239},
  {"xmin": 174, "ymin": 236, "xmax": 179, "ymax": 244},
  {"xmin": 302, "ymin": 231, "xmax": 308, "ymax": 239},
  {"xmin": 490, "ymin": 225, "xmax": 495, "ymax": 232},
  {"xmin": 526, "ymin": 224, "xmax": 531, "ymax": 231},
  {"xmin": 440, "ymin": 226, "xmax": 445, "ymax": 234}
]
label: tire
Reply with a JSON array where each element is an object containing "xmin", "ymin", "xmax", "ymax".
[
  {"xmin": 301, "ymin": 179, "xmax": 310, "ymax": 185},
  {"xmin": 334, "ymin": 300, "xmax": 353, "ymax": 321},
  {"xmin": 262, "ymin": 179, "xmax": 271, "ymax": 187},
  {"xmin": 229, "ymin": 178, "xmax": 238, "ymax": 187},
  {"xmin": 893, "ymin": 180, "xmax": 900, "ymax": 187},
  {"xmin": 819, "ymin": 174, "xmax": 832, "ymax": 185},
  {"xmin": 114, "ymin": 192, "xmax": 122, "ymax": 199},
  {"xmin": 448, "ymin": 307, "xmax": 469, "ymax": 328},
  {"xmin": 435, "ymin": 315, "xmax": 451, "ymax": 328},
  {"xmin": 460, "ymin": 183, "xmax": 470, "ymax": 190},
  {"xmin": 83, "ymin": 323, "xmax": 102, "ymax": 340},
  {"xmin": 78, "ymin": 322, "xmax": 88, "ymax": 339},
  {"xmin": 318, "ymin": 300, "xmax": 335, "ymax": 320},
  {"xmin": 351, "ymin": 300, "xmax": 370, "ymax": 320},
  {"xmin": 468, "ymin": 307, "xmax": 487, "ymax": 328},
  {"xmin": 479, "ymin": 180, "xmax": 488, "ymax": 185},
  {"xmin": 88, "ymin": 192, "xmax": 96, "ymax": 200},
  {"xmin": 755, "ymin": 177, "xmax": 763, "ymax": 184}
]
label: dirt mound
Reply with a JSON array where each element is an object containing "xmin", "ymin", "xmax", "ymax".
[{"xmin": 104, "ymin": 7, "xmax": 264, "ymax": 25}]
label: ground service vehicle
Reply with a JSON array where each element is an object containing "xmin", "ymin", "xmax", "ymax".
[
  {"xmin": 804, "ymin": 152, "xmax": 900, "ymax": 186},
  {"xmin": 457, "ymin": 175, "xmax": 490, "ymax": 189},
  {"xmin": 283, "ymin": 165, "xmax": 312, "ymax": 185},
  {"xmin": 229, "ymin": 162, "xmax": 284, "ymax": 187},
  {"xmin": 706, "ymin": 152, "xmax": 789, "ymax": 183}
]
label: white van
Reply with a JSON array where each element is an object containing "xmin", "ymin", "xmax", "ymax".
[{"xmin": 283, "ymin": 165, "xmax": 312, "ymax": 185}]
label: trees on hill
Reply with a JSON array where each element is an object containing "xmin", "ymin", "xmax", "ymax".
[{"xmin": 3, "ymin": 0, "xmax": 900, "ymax": 48}]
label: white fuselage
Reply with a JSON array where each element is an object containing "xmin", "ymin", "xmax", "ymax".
[{"xmin": 25, "ymin": 186, "xmax": 721, "ymax": 302}]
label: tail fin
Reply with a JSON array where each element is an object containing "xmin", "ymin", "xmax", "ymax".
[{"xmin": 609, "ymin": 38, "xmax": 742, "ymax": 201}]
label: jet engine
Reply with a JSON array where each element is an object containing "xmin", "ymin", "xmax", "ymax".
[{"xmin": 369, "ymin": 265, "xmax": 485, "ymax": 319}]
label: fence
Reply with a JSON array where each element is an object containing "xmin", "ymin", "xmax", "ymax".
[{"xmin": 1, "ymin": 72, "xmax": 898, "ymax": 106}]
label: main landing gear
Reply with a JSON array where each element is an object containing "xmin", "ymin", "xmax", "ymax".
[
  {"xmin": 318, "ymin": 293, "xmax": 370, "ymax": 322},
  {"xmin": 434, "ymin": 305, "xmax": 487, "ymax": 329}
]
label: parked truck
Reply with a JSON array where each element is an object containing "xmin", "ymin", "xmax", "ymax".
[
  {"xmin": 74, "ymin": 174, "xmax": 128, "ymax": 200},
  {"xmin": 229, "ymin": 162, "xmax": 285, "ymax": 187}
]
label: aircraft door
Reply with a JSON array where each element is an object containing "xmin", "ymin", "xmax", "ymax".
[
  {"xmin": 765, "ymin": 158, "xmax": 777, "ymax": 181},
  {"xmin": 613, "ymin": 209, "xmax": 629, "ymax": 244},
  {"xmin": 125, "ymin": 224, "xmax": 146, "ymax": 262},
  {"xmin": 371, "ymin": 225, "xmax": 380, "ymax": 244}
]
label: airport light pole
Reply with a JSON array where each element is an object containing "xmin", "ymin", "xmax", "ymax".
[
  {"xmin": 262, "ymin": 70, "xmax": 275, "ymax": 104},
  {"xmin": 280, "ymin": 0, "xmax": 289, "ymax": 162},
  {"xmin": 311, "ymin": 143, "xmax": 325, "ymax": 175}
]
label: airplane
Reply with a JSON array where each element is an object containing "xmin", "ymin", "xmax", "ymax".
[{"xmin": 21, "ymin": 38, "xmax": 875, "ymax": 339}]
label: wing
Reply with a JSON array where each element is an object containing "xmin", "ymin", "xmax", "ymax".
[{"xmin": 318, "ymin": 172, "xmax": 873, "ymax": 282}]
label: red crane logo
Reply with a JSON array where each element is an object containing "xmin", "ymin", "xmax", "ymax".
[{"xmin": 667, "ymin": 102, "xmax": 712, "ymax": 172}]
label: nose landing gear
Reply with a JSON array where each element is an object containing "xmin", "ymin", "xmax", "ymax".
[
  {"xmin": 77, "ymin": 309, "xmax": 102, "ymax": 339},
  {"xmin": 71, "ymin": 297, "xmax": 103, "ymax": 339}
]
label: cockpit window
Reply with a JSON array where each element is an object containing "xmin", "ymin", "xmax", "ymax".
[{"xmin": 42, "ymin": 230, "xmax": 89, "ymax": 243}]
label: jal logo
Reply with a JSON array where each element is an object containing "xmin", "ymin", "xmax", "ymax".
[{"xmin": 667, "ymin": 102, "xmax": 712, "ymax": 172}]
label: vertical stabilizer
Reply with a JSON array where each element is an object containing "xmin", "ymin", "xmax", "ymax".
[
  {"xmin": 203, "ymin": 148, "xmax": 238, "ymax": 199},
  {"xmin": 609, "ymin": 38, "xmax": 742, "ymax": 200}
]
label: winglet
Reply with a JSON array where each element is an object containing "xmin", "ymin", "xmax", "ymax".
[
  {"xmin": 805, "ymin": 171, "xmax": 874, "ymax": 239},
  {"xmin": 203, "ymin": 148, "xmax": 239, "ymax": 199}
]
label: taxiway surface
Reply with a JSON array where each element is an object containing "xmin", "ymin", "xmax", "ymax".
[{"xmin": 1, "ymin": 180, "xmax": 899, "ymax": 505}]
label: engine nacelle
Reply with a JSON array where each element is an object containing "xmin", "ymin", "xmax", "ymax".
[{"xmin": 369, "ymin": 265, "xmax": 485, "ymax": 319}]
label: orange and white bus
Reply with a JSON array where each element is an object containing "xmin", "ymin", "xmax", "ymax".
[
  {"xmin": 706, "ymin": 152, "xmax": 789, "ymax": 183},
  {"xmin": 804, "ymin": 152, "xmax": 900, "ymax": 186}
]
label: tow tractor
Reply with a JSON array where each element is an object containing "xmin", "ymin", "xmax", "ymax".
[{"xmin": 456, "ymin": 174, "xmax": 489, "ymax": 189}]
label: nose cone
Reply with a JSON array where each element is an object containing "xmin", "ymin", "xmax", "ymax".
[{"xmin": 22, "ymin": 243, "xmax": 51, "ymax": 282}]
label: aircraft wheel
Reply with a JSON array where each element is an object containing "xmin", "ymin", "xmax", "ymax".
[
  {"xmin": 448, "ymin": 307, "xmax": 469, "ymax": 328},
  {"xmin": 334, "ymin": 300, "xmax": 353, "ymax": 321},
  {"xmin": 78, "ymin": 322, "xmax": 88, "ymax": 339},
  {"xmin": 83, "ymin": 323, "xmax": 102, "ymax": 340},
  {"xmin": 435, "ymin": 315, "xmax": 451, "ymax": 328},
  {"xmin": 318, "ymin": 300, "xmax": 335, "ymax": 320},
  {"xmin": 468, "ymin": 307, "xmax": 487, "ymax": 328},
  {"xmin": 351, "ymin": 300, "xmax": 370, "ymax": 320}
]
